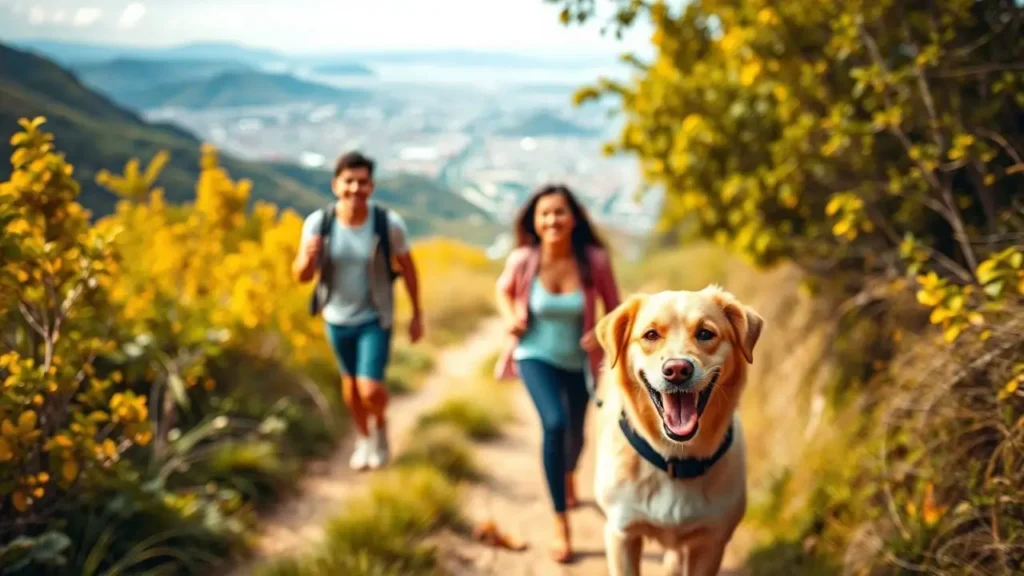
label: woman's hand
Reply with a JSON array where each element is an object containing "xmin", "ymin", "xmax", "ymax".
[
  {"xmin": 580, "ymin": 329, "xmax": 600, "ymax": 352},
  {"xmin": 508, "ymin": 317, "xmax": 528, "ymax": 337}
]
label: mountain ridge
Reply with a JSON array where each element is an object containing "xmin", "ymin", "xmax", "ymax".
[
  {"xmin": 10, "ymin": 38, "xmax": 615, "ymax": 69},
  {"xmin": 114, "ymin": 70, "xmax": 372, "ymax": 110},
  {"xmin": 0, "ymin": 42, "xmax": 497, "ymax": 245},
  {"xmin": 0, "ymin": 42, "xmax": 333, "ymax": 217}
]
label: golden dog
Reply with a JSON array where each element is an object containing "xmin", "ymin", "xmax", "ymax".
[{"xmin": 593, "ymin": 285, "xmax": 764, "ymax": 576}]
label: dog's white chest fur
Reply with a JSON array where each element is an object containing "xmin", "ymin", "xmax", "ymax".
[{"xmin": 595, "ymin": 417, "xmax": 747, "ymax": 538}]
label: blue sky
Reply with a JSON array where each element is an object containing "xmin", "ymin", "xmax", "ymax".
[{"xmin": 0, "ymin": 0, "xmax": 654, "ymax": 55}]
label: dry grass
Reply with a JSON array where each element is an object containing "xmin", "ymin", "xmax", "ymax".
[
  {"xmin": 844, "ymin": 313, "xmax": 1024, "ymax": 574},
  {"xmin": 256, "ymin": 464, "xmax": 461, "ymax": 576},
  {"xmin": 414, "ymin": 393, "xmax": 511, "ymax": 441},
  {"xmin": 255, "ymin": 346, "xmax": 515, "ymax": 576},
  {"xmin": 394, "ymin": 237, "xmax": 501, "ymax": 348},
  {"xmin": 383, "ymin": 238, "xmax": 501, "ymax": 392},
  {"xmin": 395, "ymin": 423, "xmax": 482, "ymax": 482}
]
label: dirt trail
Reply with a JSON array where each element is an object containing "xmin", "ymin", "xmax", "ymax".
[
  {"xmin": 446, "ymin": 379, "xmax": 751, "ymax": 576},
  {"xmin": 229, "ymin": 316, "xmax": 507, "ymax": 574}
]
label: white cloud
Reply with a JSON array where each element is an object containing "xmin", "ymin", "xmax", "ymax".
[
  {"xmin": 27, "ymin": 6, "xmax": 44, "ymax": 24},
  {"xmin": 73, "ymin": 7, "xmax": 101, "ymax": 27},
  {"xmin": 118, "ymin": 2, "xmax": 146, "ymax": 29},
  {"xmin": 52, "ymin": 9, "xmax": 67, "ymax": 23}
]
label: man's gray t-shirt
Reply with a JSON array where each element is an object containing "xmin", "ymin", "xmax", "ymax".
[{"xmin": 301, "ymin": 202, "xmax": 410, "ymax": 326}]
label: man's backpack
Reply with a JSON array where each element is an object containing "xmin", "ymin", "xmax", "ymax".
[
  {"xmin": 372, "ymin": 203, "xmax": 402, "ymax": 285},
  {"xmin": 308, "ymin": 203, "xmax": 400, "ymax": 316}
]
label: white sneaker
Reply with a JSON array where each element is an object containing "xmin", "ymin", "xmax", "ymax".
[
  {"xmin": 366, "ymin": 421, "xmax": 390, "ymax": 470},
  {"xmin": 349, "ymin": 436, "xmax": 371, "ymax": 471}
]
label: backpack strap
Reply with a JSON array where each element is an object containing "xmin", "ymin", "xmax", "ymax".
[
  {"xmin": 317, "ymin": 202, "xmax": 336, "ymax": 273},
  {"xmin": 373, "ymin": 204, "xmax": 400, "ymax": 282},
  {"xmin": 319, "ymin": 202, "xmax": 336, "ymax": 238},
  {"xmin": 308, "ymin": 203, "xmax": 336, "ymax": 316}
]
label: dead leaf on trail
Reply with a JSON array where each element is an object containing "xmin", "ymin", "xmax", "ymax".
[{"xmin": 472, "ymin": 519, "xmax": 528, "ymax": 551}]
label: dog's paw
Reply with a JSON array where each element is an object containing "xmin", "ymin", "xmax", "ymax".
[{"xmin": 663, "ymin": 549, "xmax": 683, "ymax": 576}]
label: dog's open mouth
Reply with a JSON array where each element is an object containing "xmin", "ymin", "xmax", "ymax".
[{"xmin": 639, "ymin": 370, "xmax": 716, "ymax": 442}]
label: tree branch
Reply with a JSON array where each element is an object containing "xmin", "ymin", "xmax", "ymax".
[
  {"xmin": 967, "ymin": 161, "xmax": 999, "ymax": 237},
  {"xmin": 50, "ymin": 279, "xmax": 86, "ymax": 358},
  {"xmin": 858, "ymin": 24, "xmax": 979, "ymax": 275},
  {"xmin": 905, "ymin": 25, "xmax": 944, "ymax": 150},
  {"xmin": 933, "ymin": 62, "xmax": 1024, "ymax": 79},
  {"xmin": 938, "ymin": 181, "xmax": 980, "ymax": 272},
  {"xmin": 924, "ymin": 245, "xmax": 976, "ymax": 285},
  {"xmin": 60, "ymin": 280, "xmax": 86, "ymax": 318},
  {"xmin": 17, "ymin": 300, "xmax": 47, "ymax": 339},
  {"xmin": 975, "ymin": 127, "xmax": 1024, "ymax": 165}
]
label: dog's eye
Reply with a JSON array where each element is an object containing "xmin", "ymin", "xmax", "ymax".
[
  {"xmin": 642, "ymin": 329, "xmax": 660, "ymax": 342},
  {"xmin": 696, "ymin": 328, "xmax": 715, "ymax": 341}
]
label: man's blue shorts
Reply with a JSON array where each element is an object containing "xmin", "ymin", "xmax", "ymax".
[{"xmin": 324, "ymin": 317, "xmax": 392, "ymax": 381}]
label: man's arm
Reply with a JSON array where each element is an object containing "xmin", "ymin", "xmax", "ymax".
[
  {"xmin": 293, "ymin": 214, "xmax": 322, "ymax": 284},
  {"xmin": 387, "ymin": 211, "xmax": 423, "ymax": 342},
  {"xmin": 396, "ymin": 252, "xmax": 422, "ymax": 316},
  {"xmin": 293, "ymin": 241, "xmax": 319, "ymax": 283},
  {"xmin": 397, "ymin": 252, "xmax": 423, "ymax": 343}
]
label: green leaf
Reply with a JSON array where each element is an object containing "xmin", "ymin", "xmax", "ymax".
[
  {"xmin": 983, "ymin": 280, "xmax": 1005, "ymax": 299},
  {"xmin": 0, "ymin": 531, "xmax": 71, "ymax": 572},
  {"xmin": 167, "ymin": 372, "xmax": 190, "ymax": 410}
]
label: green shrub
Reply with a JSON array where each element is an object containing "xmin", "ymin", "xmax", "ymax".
[
  {"xmin": 395, "ymin": 423, "xmax": 480, "ymax": 482},
  {"xmin": 415, "ymin": 395, "xmax": 507, "ymax": 441},
  {"xmin": 257, "ymin": 466, "xmax": 461, "ymax": 576},
  {"xmin": 385, "ymin": 347, "xmax": 434, "ymax": 394}
]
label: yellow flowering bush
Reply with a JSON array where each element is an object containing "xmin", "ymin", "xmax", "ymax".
[
  {"xmin": 0, "ymin": 117, "xmax": 152, "ymax": 522},
  {"xmin": 0, "ymin": 118, "xmax": 338, "ymax": 572}
]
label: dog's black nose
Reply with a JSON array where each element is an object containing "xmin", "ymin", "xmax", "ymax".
[{"xmin": 662, "ymin": 358, "xmax": 694, "ymax": 384}]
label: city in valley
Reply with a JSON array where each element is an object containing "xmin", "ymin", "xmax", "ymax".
[{"xmin": 65, "ymin": 49, "xmax": 665, "ymax": 251}]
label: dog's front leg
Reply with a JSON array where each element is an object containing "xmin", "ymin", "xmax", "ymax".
[
  {"xmin": 663, "ymin": 547, "xmax": 685, "ymax": 576},
  {"xmin": 604, "ymin": 524, "xmax": 643, "ymax": 576},
  {"xmin": 685, "ymin": 540, "xmax": 728, "ymax": 576}
]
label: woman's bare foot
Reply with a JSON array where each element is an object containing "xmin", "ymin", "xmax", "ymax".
[
  {"xmin": 552, "ymin": 513, "xmax": 573, "ymax": 563},
  {"xmin": 565, "ymin": 473, "xmax": 579, "ymax": 509}
]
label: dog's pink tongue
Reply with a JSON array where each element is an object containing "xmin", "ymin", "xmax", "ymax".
[{"xmin": 662, "ymin": 391, "xmax": 698, "ymax": 437}]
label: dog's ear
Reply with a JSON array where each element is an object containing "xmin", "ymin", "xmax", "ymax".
[
  {"xmin": 596, "ymin": 293, "xmax": 647, "ymax": 369},
  {"xmin": 713, "ymin": 290, "xmax": 764, "ymax": 364}
]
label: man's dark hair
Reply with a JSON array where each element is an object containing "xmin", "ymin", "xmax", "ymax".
[{"xmin": 334, "ymin": 151, "xmax": 375, "ymax": 178}]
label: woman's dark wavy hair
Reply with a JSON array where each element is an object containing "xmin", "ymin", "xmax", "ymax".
[{"xmin": 512, "ymin": 184, "xmax": 605, "ymax": 286}]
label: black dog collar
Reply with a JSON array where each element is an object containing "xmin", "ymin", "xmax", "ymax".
[{"xmin": 618, "ymin": 413, "xmax": 734, "ymax": 479}]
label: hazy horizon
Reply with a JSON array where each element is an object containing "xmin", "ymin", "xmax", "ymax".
[{"xmin": 0, "ymin": 0, "xmax": 655, "ymax": 58}]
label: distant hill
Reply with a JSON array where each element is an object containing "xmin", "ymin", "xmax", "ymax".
[
  {"xmin": 345, "ymin": 49, "xmax": 611, "ymax": 69},
  {"xmin": 11, "ymin": 40, "xmax": 290, "ymax": 67},
  {"xmin": 0, "ymin": 43, "xmax": 333, "ymax": 217},
  {"xmin": 495, "ymin": 110, "xmax": 600, "ymax": 138},
  {"xmin": 311, "ymin": 62, "xmax": 375, "ymax": 76},
  {"xmin": 70, "ymin": 58, "xmax": 253, "ymax": 94},
  {"xmin": 11, "ymin": 39, "xmax": 612, "ymax": 70},
  {"xmin": 114, "ymin": 71, "xmax": 371, "ymax": 111}
]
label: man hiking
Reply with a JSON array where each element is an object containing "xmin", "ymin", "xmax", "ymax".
[{"xmin": 293, "ymin": 151, "xmax": 424, "ymax": 471}]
